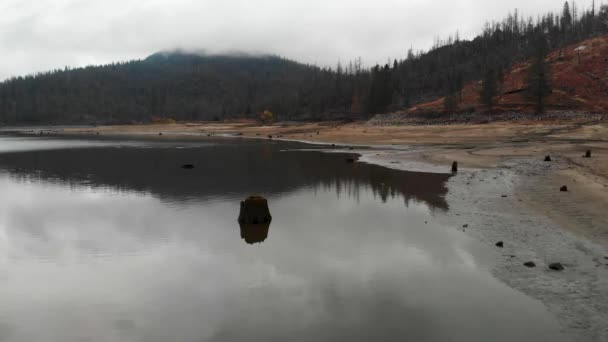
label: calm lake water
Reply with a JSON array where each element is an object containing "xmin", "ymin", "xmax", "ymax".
[{"xmin": 0, "ymin": 135, "xmax": 567, "ymax": 342}]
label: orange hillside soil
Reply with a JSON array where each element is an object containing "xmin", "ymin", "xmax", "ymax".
[{"xmin": 410, "ymin": 35, "xmax": 608, "ymax": 113}]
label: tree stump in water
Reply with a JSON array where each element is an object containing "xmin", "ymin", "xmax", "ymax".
[
  {"xmin": 451, "ymin": 161, "xmax": 458, "ymax": 173},
  {"xmin": 584, "ymin": 150, "xmax": 591, "ymax": 158},
  {"xmin": 238, "ymin": 196, "xmax": 272, "ymax": 224}
]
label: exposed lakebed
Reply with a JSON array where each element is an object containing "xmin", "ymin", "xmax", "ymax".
[{"xmin": 0, "ymin": 135, "xmax": 568, "ymax": 342}]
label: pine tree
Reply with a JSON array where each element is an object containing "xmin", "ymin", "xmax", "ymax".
[
  {"xmin": 525, "ymin": 37, "xmax": 552, "ymax": 113},
  {"xmin": 480, "ymin": 67, "xmax": 498, "ymax": 111},
  {"xmin": 561, "ymin": 1, "xmax": 573, "ymax": 32}
]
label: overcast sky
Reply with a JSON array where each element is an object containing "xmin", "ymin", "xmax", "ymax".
[{"xmin": 0, "ymin": 0, "xmax": 597, "ymax": 80}]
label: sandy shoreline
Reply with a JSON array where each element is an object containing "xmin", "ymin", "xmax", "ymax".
[{"xmin": 14, "ymin": 120, "xmax": 608, "ymax": 340}]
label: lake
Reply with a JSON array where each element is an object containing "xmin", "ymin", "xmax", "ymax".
[{"xmin": 0, "ymin": 135, "xmax": 567, "ymax": 342}]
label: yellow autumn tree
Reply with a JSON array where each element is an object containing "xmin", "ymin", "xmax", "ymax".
[{"xmin": 260, "ymin": 110, "xmax": 274, "ymax": 124}]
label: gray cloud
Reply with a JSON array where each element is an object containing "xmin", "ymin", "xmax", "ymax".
[{"xmin": 0, "ymin": 0, "xmax": 596, "ymax": 80}]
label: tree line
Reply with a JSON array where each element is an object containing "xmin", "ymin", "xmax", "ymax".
[{"xmin": 0, "ymin": 1, "xmax": 606, "ymax": 124}]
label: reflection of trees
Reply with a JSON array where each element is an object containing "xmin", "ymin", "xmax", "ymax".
[{"xmin": 0, "ymin": 140, "xmax": 451, "ymax": 210}]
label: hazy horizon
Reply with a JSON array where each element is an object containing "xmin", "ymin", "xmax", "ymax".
[{"xmin": 0, "ymin": 0, "xmax": 597, "ymax": 80}]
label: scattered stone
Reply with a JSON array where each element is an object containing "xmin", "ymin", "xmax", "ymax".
[
  {"xmin": 452, "ymin": 161, "xmax": 458, "ymax": 173},
  {"xmin": 560, "ymin": 186, "xmax": 569, "ymax": 192},
  {"xmin": 495, "ymin": 241, "xmax": 504, "ymax": 248},
  {"xmin": 548, "ymin": 262, "xmax": 565, "ymax": 271},
  {"xmin": 501, "ymin": 195, "xmax": 508, "ymax": 198},
  {"xmin": 158, "ymin": 132, "xmax": 162, "ymax": 136},
  {"xmin": 316, "ymin": 131, "xmax": 320, "ymax": 135},
  {"xmin": 462, "ymin": 224, "xmax": 469, "ymax": 228},
  {"xmin": 544, "ymin": 156, "xmax": 552, "ymax": 162},
  {"xmin": 349, "ymin": 147, "xmax": 354, "ymax": 150},
  {"xmin": 238, "ymin": 196, "xmax": 272, "ymax": 224},
  {"xmin": 268, "ymin": 135, "xmax": 273, "ymax": 139},
  {"xmin": 181, "ymin": 164, "xmax": 195, "ymax": 169},
  {"xmin": 524, "ymin": 261, "xmax": 536, "ymax": 268}
]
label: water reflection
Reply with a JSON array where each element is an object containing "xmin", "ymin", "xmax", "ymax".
[
  {"xmin": 239, "ymin": 223, "xmax": 271, "ymax": 244},
  {"xmin": 0, "ymin": 136, "xmax": 569, "ymax": 342},
  {"xmin": 0, "ymin": 137, "xmax": 452, "ymax": 210}
]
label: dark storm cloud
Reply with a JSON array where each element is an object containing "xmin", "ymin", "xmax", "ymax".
[{"xmin": 0, "ymin": 0, "xmax": 594, "ymax": 79}]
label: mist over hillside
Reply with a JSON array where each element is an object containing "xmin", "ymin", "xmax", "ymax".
[{"xmin": 0, "ymin": 1, "xmax": 606, "ymax": 124}]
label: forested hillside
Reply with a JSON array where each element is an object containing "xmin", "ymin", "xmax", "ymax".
[{"xmin": 0, "ymin": 1, "xmax": 607, "ymax": 124}]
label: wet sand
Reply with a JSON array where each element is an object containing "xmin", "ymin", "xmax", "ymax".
[{"xmin": 33, "ymin": 120, "xmax": 608, "ymax": 340}]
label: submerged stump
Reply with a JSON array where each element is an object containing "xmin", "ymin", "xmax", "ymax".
[{"xmin": 238, "ymin": 196, "xmax": 272, "ymax": 225}]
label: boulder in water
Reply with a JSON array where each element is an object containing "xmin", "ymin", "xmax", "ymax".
[
  {"xmin": 182, "ymin": 164, "xmax": 195, "ymax": 169},
  {"xmin": 548, "ymin": 262, "xmax": 565, "ymax": 271}
]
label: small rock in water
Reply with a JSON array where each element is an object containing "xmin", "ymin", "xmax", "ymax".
[
  {"xmin": 346, "ymin": 158, "xmax": 356, "ymax": 164},
  {"xmin": 462, "ymin": 224, "xmax": 469, "ymax": 228},
  {"xmin": 584, "ymin": 150, "xmax": 591, "ymax": 158},
  {"xmin": 495, "ymin": 241, "xmax": 504, "ymax": 248},
  {"xmin": 544, "ymin": 156, "xmax": 552, "ymax": 162},
  {"xmin": 501, "ymin": 195, "xmax": 508, "ymax": 198},
  {"xmin": 158, "ymin": 132, "xmax": 163, "ymax": 136},
  {"xmin": 560, "ymin": 186, "xmax": 569, "ymax": 192},
  {"xmin": 524, "ymin": 261, "xmax": 536, "ymax": 268},
  {"xmin": 181, "ymin": 164, "xmax": 195, "ymax": 169},
  {"xmin": 268, "ymin": 135, "xmax": 273, "ymax": 139},
  {"xmin": 548, "ymin": 262, "xmax": 565, "ymax": 271}
]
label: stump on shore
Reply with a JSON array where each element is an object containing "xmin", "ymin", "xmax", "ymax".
[
  {"xmin": 238, "ymin": 196, "xmax": 272, "ymax": 225},
  {"xmin": 451, "ymin": 161, "xmax": 458, "ymax": 173}
]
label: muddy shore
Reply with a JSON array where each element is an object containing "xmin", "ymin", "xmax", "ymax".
[{"xmin": 22, "ymin": 120, "xmax": 608, "ymax": 340}]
